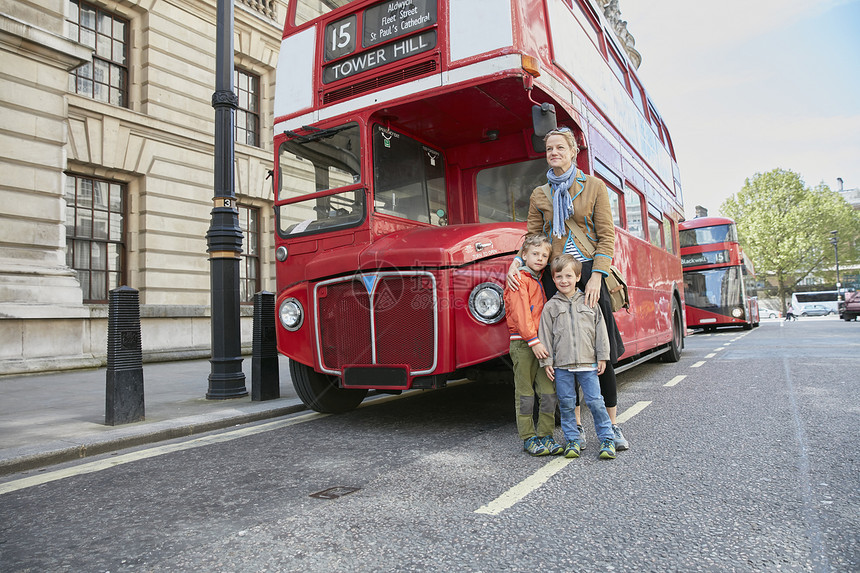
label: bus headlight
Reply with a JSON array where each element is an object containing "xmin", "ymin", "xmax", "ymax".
[
  {"xmin": 731, "ymin": 307, "xmax": 744, "ymax": 318},
  {"xmin": 468, "ymin": 283, "xmax": 505, "ymax": 324},
  {"xmin": 279, "ymin": 298, "xmax": 303, "ymax": 331}
]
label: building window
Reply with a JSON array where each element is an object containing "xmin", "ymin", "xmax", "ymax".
[
  {"xmin": 234, "ymin": 69, "xmax": 260, "ymax": 147},
  {"xmin": 238, "ymin": 205, "xmax": 260, "ymax": 302},
  {"xmin": 64, "ymin": 175, "xmax": 125, "ymax": 302},
  {"xmin": 65, "ymin": 0, "xmax": 128, "ymax": 107}
]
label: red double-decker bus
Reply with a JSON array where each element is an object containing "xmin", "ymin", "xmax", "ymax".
[
  {"xmin": 272, "ymin": 0, "xmax": 686, "ymax": 412},
  {"xmin": 679, "ymin": 217, "xmax": 759, "ymax": 330}
]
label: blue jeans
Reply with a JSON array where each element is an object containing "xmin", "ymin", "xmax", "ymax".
[{"xmin": 555, "ymin": 368, "xmax": 614, "ymax": 444}]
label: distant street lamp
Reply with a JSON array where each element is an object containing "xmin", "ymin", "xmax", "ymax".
[{"xmin": 829, "ymin": 230, "xmax": 840, "ymax": 290}]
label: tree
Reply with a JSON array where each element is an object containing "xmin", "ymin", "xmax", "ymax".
[{"xmin": 721, "ymin": 168, "xmax": 860, "ymax": 312}]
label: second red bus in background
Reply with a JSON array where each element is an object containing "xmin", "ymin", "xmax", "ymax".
[{"xmin": 680, "ymin": 216, "xmax": 759, "ymax": 330}]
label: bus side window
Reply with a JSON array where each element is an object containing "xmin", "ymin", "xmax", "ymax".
[
  {"xmin": 623, "ymin": 187, "xmax": 645, "ymax": 240},
  {"xmin": 663, "ymin": 216, "xmax": 675, "ymax": 253},
  {"xmin": 476, "ymin": 160, "xmax": 547, "ymax": 223},
  {"xmin": 606, "ymin": 186, "xmax": 621, "ymax": 227},
  {"xmin": 648, "ymin": 215, "xmax": 663, "ymax": 248}
]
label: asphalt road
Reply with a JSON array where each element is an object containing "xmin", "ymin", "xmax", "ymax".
[{"xmin": 1, "ymin": 317, "xmax": 858, "ymax": 572}]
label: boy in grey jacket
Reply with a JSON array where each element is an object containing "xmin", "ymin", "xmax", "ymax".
[{"xmin": 538, "ymin": 254, "xmax": 616, "ymax": 460}]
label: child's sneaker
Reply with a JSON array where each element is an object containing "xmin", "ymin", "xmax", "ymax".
[
  {"xmin": 612, "ymin": 424, "xmax": 629, "ymax": 451},
  {"xmin": 563, "ymin": 439, "xmax": 581, "ymax": 458},
  {"xmin": 598, "ymin": 438, "xmax": 616, "ymax": 460},
  {"xmin": 524, "ymin": 436, "xmax": 549, "ymax": 456},
  {"xmin": 540, "ymin": 435, "xmax": 563, "ymax": 455},
  {"xmin": 577, "ymin": 425, "xmax": 586, "ymax": 450}
]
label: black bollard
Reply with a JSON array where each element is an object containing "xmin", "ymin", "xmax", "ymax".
[
  {"xmin": 251, "ymin": 291, "xmax": 279, "ymax": 401},
  {"xmin": 105, "ymin": 286, "xmax": 145, "ymax": 425}
]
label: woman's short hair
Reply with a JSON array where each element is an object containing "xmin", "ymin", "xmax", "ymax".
[
  {"xmin": 543, "ymin": 127, "xmax": 578, "ymax": 154},
  {"xmin": 521, "ymin": 233, "xmax": 551, "ymax": 254},
  {"xmin": 551, "ymin": 254, "xmax": 582, "ymax": 276}
]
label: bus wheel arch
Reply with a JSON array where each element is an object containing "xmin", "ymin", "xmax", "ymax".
[
  {"xmin": 289, "ymin": 359, "xmax": 367, "ymax": 413},
  {"xmin": 661, "ymin": 293, "xmax": 684, "ymax": 363}
]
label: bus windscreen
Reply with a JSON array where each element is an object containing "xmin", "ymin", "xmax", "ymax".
[{"xmin": 679, "ymin": 223, "xmax": 737, "ymax": 248}]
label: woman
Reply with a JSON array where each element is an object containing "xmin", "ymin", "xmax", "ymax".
[{"xmin": 506, "ymin": 127, "xmax": 628, "ymax": 450}]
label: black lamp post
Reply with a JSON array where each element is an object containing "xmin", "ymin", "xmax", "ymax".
[
  {"xmin": 829, "ymin": 230, "xmax": 840, "ymax": 291},
  {"xmin": 206, "ymin": 0, "xmax": 247, "ymax": 399}
]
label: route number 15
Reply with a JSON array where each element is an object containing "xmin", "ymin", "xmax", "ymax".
[{"xmin": 324, "ymin": 15, "xmax": 356, "ymax": 61}]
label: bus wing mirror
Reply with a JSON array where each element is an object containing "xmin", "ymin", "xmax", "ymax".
[{"xmin": 532, "ymin": 103, "xmax": 557, "ymax": 138}]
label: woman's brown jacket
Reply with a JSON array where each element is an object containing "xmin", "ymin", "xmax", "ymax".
[{"xmin": 526, "ymin": 169, "xmax": 616, "ymax": 276}]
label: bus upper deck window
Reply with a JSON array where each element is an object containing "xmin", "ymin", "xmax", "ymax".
[{"xmin": 293, "ymin": 0, "xmax": 355, "ymax": 27}]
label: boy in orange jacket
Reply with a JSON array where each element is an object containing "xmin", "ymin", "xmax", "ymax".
[{"xmin": 503, "ymin": 234, "xmax": 561, "ymax": 456}]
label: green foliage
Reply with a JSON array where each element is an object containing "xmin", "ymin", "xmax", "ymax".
[{"xmin": 721, "ymin": 168, "xmax": 860, "ymax": 299}]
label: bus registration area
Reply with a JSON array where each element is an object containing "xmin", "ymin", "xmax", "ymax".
[{"xmin": 323, "ymin": 0, "xmax": 437, "ymax": 83}]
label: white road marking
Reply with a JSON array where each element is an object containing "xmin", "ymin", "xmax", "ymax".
[
  {"xmin": 691, "ymin": 361, "xmax": 706, "ymax": 368},
  {"xmin": 705, "ymin": 353, "xmax": 716, "ymax": 358},
  {"xmin": 616, "ymin": 401, "xmax": 651, "ymax": 424},
  {"xmin": 664, "ymin": 375, "xmax": 686, "ymax": 387},
  {"xmin": 475, "ymin": 457, "xmax": 571, "ymax": 515},
  {"xmin": 475, "ymin": 401, "xmax": 652, "ymax": 515}
]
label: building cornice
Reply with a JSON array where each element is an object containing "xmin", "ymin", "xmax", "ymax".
[{"xmin": 0, "ymin": 13, "xmax": 91, "ymax": 71}]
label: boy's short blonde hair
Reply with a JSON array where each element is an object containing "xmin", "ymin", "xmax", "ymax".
[
  {"xmin": 521, "ymin": 233, "xmax": 552, "ymax": 255},
  {"xmin": 551, "ymin": 254, "xmax": 582, "ymax": 276}
]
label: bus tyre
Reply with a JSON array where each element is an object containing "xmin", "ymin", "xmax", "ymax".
[
  {"xmin": 661, "ymin": 299, "xmax": 683, "ymax": 363},
  {"xmin": 289, "ymin": 359, "xmax": 367, "ymax": 414}
]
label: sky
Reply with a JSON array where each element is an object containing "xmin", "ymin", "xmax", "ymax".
[{"xmin": 618, "ymin": 0, "xmax": 860, "ymax": 219}]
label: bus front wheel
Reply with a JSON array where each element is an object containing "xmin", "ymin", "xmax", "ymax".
[
  {"xmin": 661, "ymin": 298, "xmax": 683, "ymax": 363},
  {"xmin": 289, "ymin": 359, "xmax": 367, "ymax": 414}
]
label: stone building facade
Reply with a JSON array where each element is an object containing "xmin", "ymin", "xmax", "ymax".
[{"xmin": 0, "ymin": 0, "xmax": 286, "ymax": 375}]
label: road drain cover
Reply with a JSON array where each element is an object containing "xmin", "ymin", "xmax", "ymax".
[{"xmin": 310, "ymin": 486, "xmax": 360, "ymax": 500}]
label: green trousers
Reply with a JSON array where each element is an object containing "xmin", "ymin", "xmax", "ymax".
[{"xmin": 510, "ymin": 340, "xmax": 557, "ymax": 441}]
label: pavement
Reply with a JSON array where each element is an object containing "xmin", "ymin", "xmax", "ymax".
[{"xmin": 0, "ymin": 356, "xmax": 306, "ymax": 477}]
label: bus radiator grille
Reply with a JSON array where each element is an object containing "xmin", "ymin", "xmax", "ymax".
[
  {"xmin": 373, "ymin": 276, "xmax": 434, "ymax": 370},
  {"xmin": 322, "ymin": 60, "xmax": 438, "ymax": 105},
  {"xmin": 317, "ymin": 274, "xmax": 436, "ymax": 373},
  {"xmin": 318, "ymin": 281, "xmax": 372, "ymax": 369}
]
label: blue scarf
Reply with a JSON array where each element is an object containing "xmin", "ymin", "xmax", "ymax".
[{"xmin": 546, "ymin": 166, "xmax": 576, "ymax": 239}]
